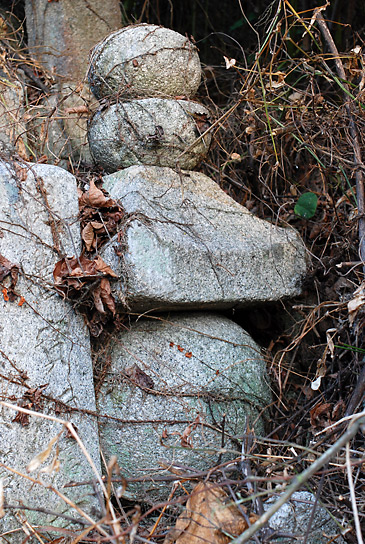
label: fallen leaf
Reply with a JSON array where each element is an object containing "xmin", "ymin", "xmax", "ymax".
[
  {"xmin": 82, "ymin": 222, "xmax": 95, "ymax": 251},
  {"xmin": 94, "ymin": 256, "xmax": 118, "ymax": 277},
  {"xmin": 99, "ymin": 278, "xmax": 116, "ymax": 315},
  {"xmin": 310, "ymin": 402, "xmax": 332, "ymax": 428},
  {"xmin": 180, "ymin": 416, "xmax": 200, "ymax": 448},
  {"xmin": 348, "ymin": 283, "xmax": 365, "ymax": 325},
  {"xmin": 12, "ymin": 410, "xmax": 30, "ymax": 427},
  {"xmin": 185, "ymin": 352, "xmax": 192, "ymax": 358},
  {"xmin": 223, "ymin": 56, "xmax": 236, "ymax": 69},
  {"xmin": 80, "ymin": 179, "xmax": 115, "ymax": 208},
  {"xmin": 164, "ymin": 481, "xmax": 254, "ymax": 544},
  {"xmin": 27, "ymin": 435, "xmax": 59, "ymax": 472},
  {"xmin": 124, "ymin": 364, "xmax": 155, "ymax": 391},
  {"xmin": 0, "ymin": 254, "xmax": 19, "ymax": 299},
  {"xmin": 2, "ymin": 288, "xmax": 9, "ymax": 302}
]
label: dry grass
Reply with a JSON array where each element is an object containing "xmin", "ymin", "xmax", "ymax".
[{"xmin": 0, "ymin": 2, "xmax": 364, "ymax": 543}]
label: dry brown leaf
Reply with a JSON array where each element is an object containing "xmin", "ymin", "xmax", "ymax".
[
  {"xmin": 94, "ymin": 255, "xmax": 118, "ymax": 277},
  {"xmin": 165, "ymin": 482, "xmax": 253, "ymax": 544},
  {"xmin": 93, "ymin": 284, "xmax": 105, "ymax": 314},
  {"xmin": 124, "ymin": 364, "xmax": 155, "ymax": 390},
  {"xmin": 310, "ymin": 402, "xmax": 332, "ymax": 428},
  {"xmin": 0, "ymin": 253, "xmax": 19, "ymax": 300},
  {"xmin": 100, "ymin": 277, "xmax": 116, "ymax": 314},
  {"xmin": 82, "ymin": 222, "xmax": 95, "ymax": 251}
]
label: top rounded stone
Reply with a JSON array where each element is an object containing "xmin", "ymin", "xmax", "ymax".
[{"xmin": 88, "ymin": 24, "xmax": 202, "ymax": 99}]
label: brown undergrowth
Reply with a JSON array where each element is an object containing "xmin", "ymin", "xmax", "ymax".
[{"xmin": 0, "ymin": 2, "xmax": 364, "ymax": 543}]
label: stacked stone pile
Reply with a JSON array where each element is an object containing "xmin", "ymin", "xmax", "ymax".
[
  {"xmin": 0, "ymin": 23, "xmax": 345, "ymax": 543},
  {"xmin": 86, "ymin": 24, "xmax": 307, "ymax": 502}
]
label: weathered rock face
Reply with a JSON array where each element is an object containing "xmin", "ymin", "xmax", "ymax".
[
  {"xmin": 97, "ymin": 312, "xmax": 271, "ymax": 502},
  {"xmin": 25, "ymin": 0, "xmax": 122, "ymax": 84},
  {"xmin": 88, "ymin": 99, "xmax": 211, "ymax": 172},
  {"xmin": 0, "ymin": 162, "xmax": 101, "ymax": 540},
  {"xmin": 0, "ymin": 76, "xmax": 27, "ymax": 157},
  {"xmin": 260, "ymin": 491, "xmax": 345, "ymax": 543},
  {"xmin": 29, "ymin": 83, "xmax": 95, "ymax": 167},
  {"xmin": 88, "ymin": 24, "xmax": 201, "ymax": 99},
  {"xmin": 100, "ymin": 166, "xmax": 307, "ymax": 311}
]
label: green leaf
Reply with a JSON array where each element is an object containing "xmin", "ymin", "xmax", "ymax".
[{"xmin": 294, "ymin": 192, "xmax": 318, "ymax": 219}]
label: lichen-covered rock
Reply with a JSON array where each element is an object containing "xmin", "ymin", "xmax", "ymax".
[
  {"xmin": 0, "ymin": 76, "xmax": 27, "ymax": 157},
  {"xmin": 0, "ymin": 161, "xmax": 101, "ymax": 541},
  {"xmin": 100, "ymin": 166, "xmax": 307, "ymax": 311},
  {"xmin": 97, "ymin": 312, "xmax": 271, "ymax": 502},
  {"xmin": 88, "ymin": 99, "xmax": 211, "ymax": 172},
  {"xmin": 88, "ymin": 24, "xmax": 201, "ymax": 99}
]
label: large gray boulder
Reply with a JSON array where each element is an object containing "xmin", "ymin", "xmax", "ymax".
[
  {"xmin": 0, "ymin": 162, "xmax": 101, "ymax": 541},
  {"xmin": 88, "ymin": 99, "xmax": 211, "ymax": 172},
  {"xmin": 88, "ymin": 24, "xmax": 201, "ymax": 99},
  {"xmin": 100, "ymin": 166, "xmax": 307, "ymax": 311},
  {"xmin": 97, "ymin": 312, "xmax": 271, "ymax": 502}
]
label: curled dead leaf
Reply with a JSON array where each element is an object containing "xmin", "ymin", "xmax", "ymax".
[
  {"xmin": 164, "ymin": 481, "xmax": 255, "ymax": 544},
  {"xmin": 80, "ymin": 179, "xmax": 115, "ymax": 208},
  {"xmin": 82, "ymin": 222, "xmax": 95, "ymax": 251}
]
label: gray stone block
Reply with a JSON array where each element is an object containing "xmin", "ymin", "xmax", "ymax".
[
  {"xmin": 100, "ymin": 166, "xmax": 307, "ymax": 311},
  {"xmin": 97, "ymin": 312, "xmax": 271, "ymax": 502},
  {"xmin": 0, "ymin": 162, "xmax": 101, "ymax": 541},
  {"xmin": 88, "ymin": 99, "xmax": 211, "ymax": 172},
  {"xmin": 88, "ymin": 24, "xmax": 201, "ymax": 99}
]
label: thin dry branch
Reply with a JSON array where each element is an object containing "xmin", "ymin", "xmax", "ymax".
[
  {"xmin": 315, "ymin": 11, "xmax": 365, "ymax": 272},
  {"xmin": 231, "ymin": 412, "xmax": 365, "ymax": 543}
]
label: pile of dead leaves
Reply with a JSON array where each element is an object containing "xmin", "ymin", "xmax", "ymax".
[
  {"xmin": 53, "ymin": 179, "xmax": 125, "ymax": 336},
  {"xmin": 78, "ymin": 178, "xmax": 124, "ymax": 252}
]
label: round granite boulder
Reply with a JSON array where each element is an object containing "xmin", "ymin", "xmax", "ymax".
[
  {"xmin": 88, "ymin": 24, "xmax": 201, "ymax": 99},
  {"xmin": 97, "ymin": 312, "xmax": 271, "ymax": 502},
  {"xmin": 88, "ymin": 98, "xmax": 211, "ymax": 172}
]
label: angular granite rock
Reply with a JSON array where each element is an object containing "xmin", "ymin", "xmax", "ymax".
[
  {"xmin": 0, "ymin": 162, "xmax": 101, "ymax": 541},
  {"xmin": 88, "ymin": 24, "xmax": 201, "ymax": 99},
  {"xmin": 88, "ymin": 99, "xmax": 211, "ymax": 172},
  {"xmin": 100, "ymin": 166, "xmax": 307, "ymax": 311},
  {"xmin": 97, "ymin": 312, "xmax": 271, "ymax": 502}
]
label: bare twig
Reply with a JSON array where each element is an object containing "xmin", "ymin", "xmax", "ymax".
[
  {"xmin": 231, "ymin": 413, "xmax": 365, "ymax": 544},
  {"xmin": 346, "ymin": 440, "xmax": 364, "ymax": 544},
  {"xmin": 315, "ymin": 11, "xmax": 365, "ymax": 272}
]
